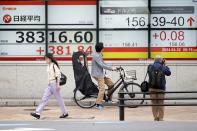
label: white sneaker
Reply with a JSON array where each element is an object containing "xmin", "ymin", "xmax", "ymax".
[{"xmin": 108, "ymin": 100, "xmax": 117, "ymax": 104}]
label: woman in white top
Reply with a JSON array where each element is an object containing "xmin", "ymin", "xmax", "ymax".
[{"xmin": 31, "ymin": 53, "xmax": 68, "ymax": 119}]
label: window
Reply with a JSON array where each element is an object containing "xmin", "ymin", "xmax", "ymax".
[
  {"xmin": 47, "ymin": 0, "xmax": 96, "ymax": 60},
  {"xmin": 0, "ymin": 0, "xmax": 45, "ymax": 60},
  {"xmin": 99, "ymin": 0, "xmax": 149, "ymax": 60},
  {"xmin": 151, "ymin": 0, "xmax": 197, "ymax": 59}
]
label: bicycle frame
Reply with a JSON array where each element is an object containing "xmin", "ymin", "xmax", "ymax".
[
  {"xmin": 73, "ymin": 65, "xmax": 144, "ymax": 108},
  {"xmin": 106, "ymin": 68, "xmax": 128, "ymax": 100}
]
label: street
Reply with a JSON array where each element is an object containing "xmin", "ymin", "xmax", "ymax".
[{"xmin": 1, "ymin": 121, "xmax": 197, "ymax": 131}]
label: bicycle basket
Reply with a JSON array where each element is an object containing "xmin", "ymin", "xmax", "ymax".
[{"xmin": 125, "ymin": 70, "xmax": 137, "ymax": 80}]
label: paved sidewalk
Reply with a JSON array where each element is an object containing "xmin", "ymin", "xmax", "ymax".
[{"xmin": 0, "ymin": 106, "xmax": 197, "ymax": 121}]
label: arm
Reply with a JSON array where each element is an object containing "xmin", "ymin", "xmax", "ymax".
[
  {"xmin": 53, "ymin": 64, "xmax": 61, "ymax": 85},
  {"xmin": 95, "ymin": 55, "xmax": 113, "ymax": 71},
  {"xmin": 163, "ymin": 66, "xmax": 171, "ymax": 76}
]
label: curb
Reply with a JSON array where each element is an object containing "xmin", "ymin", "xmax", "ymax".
[{"xmin": 0, "ymin": 99, "xmax": 77, "ymax": 107}]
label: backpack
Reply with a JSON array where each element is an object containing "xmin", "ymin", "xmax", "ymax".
[{"xmin": 148, "ymin": 64, "xmax": 164, "ymax": 89}]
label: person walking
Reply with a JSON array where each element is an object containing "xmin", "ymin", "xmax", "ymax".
[{"xmin": 30, "ymin": 53, "xmax": 68, "ymax": 119}]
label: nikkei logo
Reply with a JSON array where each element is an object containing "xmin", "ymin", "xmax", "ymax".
[{"xmin": 3, "ymin": 14, "xmax": 12, "ymax": 23}]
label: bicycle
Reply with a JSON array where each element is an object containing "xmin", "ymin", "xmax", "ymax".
[{"xmin": 73, "ymin": 66, "xmax": 145, "ymax": 108}]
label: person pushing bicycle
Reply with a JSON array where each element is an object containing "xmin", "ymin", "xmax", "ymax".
[{"xmin": 91, "ymin": 42, "xmax": 117, "ymax": 110}]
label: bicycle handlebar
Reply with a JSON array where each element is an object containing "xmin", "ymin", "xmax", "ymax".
[
  {"xmin": 116, "ymin": 66, "xmax": 126, "ymax": 78},
  {"xmin": 116, "ymin": 67, "xmax": 123, "ymax": 71},
  {"xmin": 117, "ymin": 66, "xmax": 137, "ymax": 80}
]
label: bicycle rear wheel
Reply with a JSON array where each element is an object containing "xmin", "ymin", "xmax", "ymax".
[
  {"xmin": 74, "ymin": 88, "xmax": 97, "ymax": 108},
  {"xmin": 120, "ymin": 82, "xmax": 145, "ymax": 108}
]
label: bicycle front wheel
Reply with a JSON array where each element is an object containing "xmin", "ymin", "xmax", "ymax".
[
  {"xmin": 74, "ymin": 88, "xmax": 97, "ymax": 108},
  {"xmin": 120, "ymin": 82, "xmax": 145, "ymax": 108}
]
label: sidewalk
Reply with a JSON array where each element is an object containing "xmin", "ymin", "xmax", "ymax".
[{"xmin": 0, "ymin": 106, "xmax": 197, "ymax": 121}]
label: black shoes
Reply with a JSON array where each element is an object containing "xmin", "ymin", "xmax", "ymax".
[
  {"xmin": 154, "ymin": 117, "xmax": 164, "ymax": 121},
  {"xmin": 30, "ymin": 112, "xmax": 40, "ymax": 119},
  {"xmin": 30, "ymin": 112, "xmax": 69, "ymax": 119},
  {"xmin": 59, "ymin": 113, "xmax": 69, "ymax": 118}
]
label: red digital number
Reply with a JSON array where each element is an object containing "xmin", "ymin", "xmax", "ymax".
[
  {"xmin": 48, "ymin": 46, "xmax": 55, "ymax": 54},
  {"xmin": 159, "ymin": 31, "xmax": 184, "ymax": 41},
  {"xmin": 56, "ymin": 46, "xmax": 64, "ymax": 55},
  {"xmin": 48, "ymin": 45, "xmax": 93, "ymax": 56}
]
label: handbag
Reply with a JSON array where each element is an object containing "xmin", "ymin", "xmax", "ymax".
[
  {"xmin": 141, "ymin": 70, "xmax": 149, "ymax": 92},
  {"xmin": 53, "ymin": 65, "xmax": 67, "ymax": 86}
]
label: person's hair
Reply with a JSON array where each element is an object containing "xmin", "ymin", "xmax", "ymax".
[
  {"xmin": 154, "ymin": 55, "xmax": 163, "ymax": 64},
  {"xmin": 95, "ymin": 42, "xmax": 104, "ymax": 52},
  {"xmin": 45, "ymin": 53, "xmax": 59, "ymax": 68}
]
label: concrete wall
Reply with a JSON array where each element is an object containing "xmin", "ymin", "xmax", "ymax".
[{"xmin": 0, "ymin": 60, "xmax": 197, "ymax": 106}]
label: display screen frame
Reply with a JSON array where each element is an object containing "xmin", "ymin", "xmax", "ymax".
[{"xmin": 0, "ymin": 0, "xmax": 197, "ymax": 61}]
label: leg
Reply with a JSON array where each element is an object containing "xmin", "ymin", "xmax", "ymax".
[
  {"xmin": 158, "ymin": 93, "xmax": 165, "ymax": 121},
  {"xmin": 104, "ymin": 77, "xmax": 114, "ymax": 88},
  {"xmin": 51, "ymin": 81, "xmax": 68, "ymax": 115},
  {"xmin": 104, "ymin": 77, "xmax": 114, "ymax": 100},
  {"xmin": 155, "ymin": 93, "xmax": 160, "ymax": 120},
  {"xmin": 36, "ymin": 85, "xmax": 52, "ymax": 114},
  {"xmin": 150, "ymin": 92, "xmax": 158, "ymax": 121},
  {"xmin": 94, "ymin": 77, "xmax": 105, "ymax": 104}
]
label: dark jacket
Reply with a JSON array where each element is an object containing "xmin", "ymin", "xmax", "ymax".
[{"xmin": 148, "ymin": 61, "xmax": 171, "ymax": 91}]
